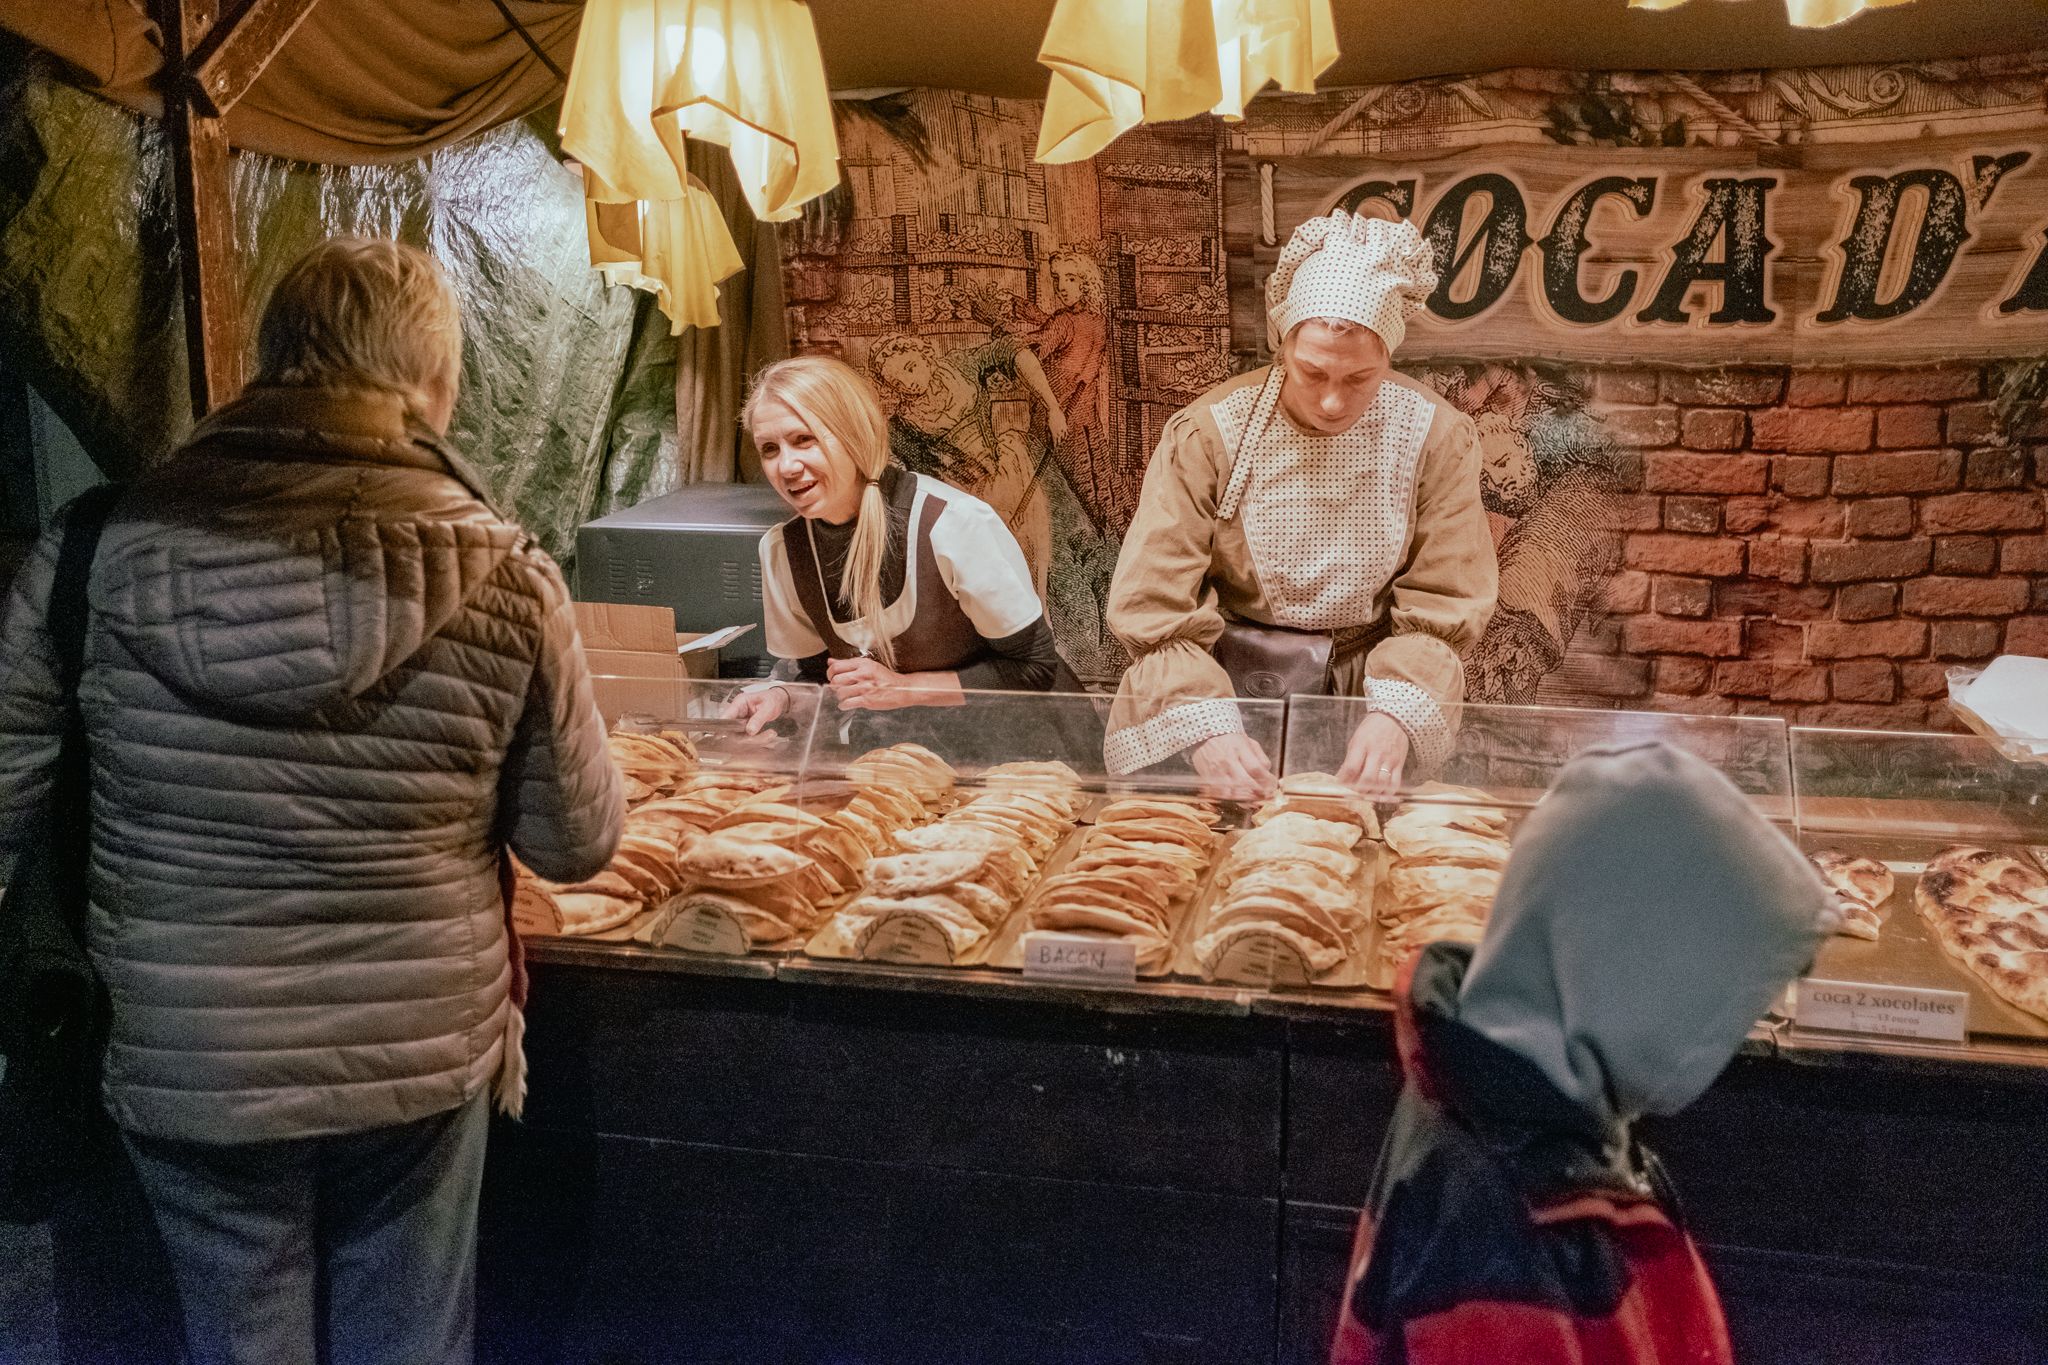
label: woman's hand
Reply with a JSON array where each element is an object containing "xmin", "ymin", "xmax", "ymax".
[
  {"xmin": 828, "ymin": 656, "xmax": 920, "ymax": 711},
  {"xmin": 1046, "ymin": 405, "xmax": 1070, "ymax": 443},
  {"xmin": 1337, "ymin": 713, "xmax": 1411, "ymax": 799},
  {"xmin": 1191, "ymin": 732, "xmax": 1277, "ymax": 802},
  {"xmin": 726, "ymin": 684, "xmax": 789, "ymax": 735}
]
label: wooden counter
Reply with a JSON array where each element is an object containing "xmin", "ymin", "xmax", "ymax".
[{"xmin": 477, "ymin": 942, "xmax": 2048, "ymax": 1365}]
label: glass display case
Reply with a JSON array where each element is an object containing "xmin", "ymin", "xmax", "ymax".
[
  {"xmin": 797, "ymin": 689, "xmax": 1286, "ymax": 974},
  {"xmin": 1786, "ymin": 725, "xmax": 2048, "ymax": 1054},
  {"xmin": 1253, "ymin": 697, "xmax": 1796, "ymax": 994},
  {"xmin": 509, "ymin": 676, "xmax": 821, "ymax": 945},
  {"xmin": 528, "ymin": 679, "xmax": 2048, "ymax": 1066}
]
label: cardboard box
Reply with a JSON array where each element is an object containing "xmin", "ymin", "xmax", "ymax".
[
  {"xmin": 678, "ymin": 624, "xmax": 757, "ymax": 680},
  {"xmin": 574, "ymin": 603, "xmax": 756, "ymax": 720},
  {"xmin": 576, "ymin": 601, "xmax": 685, "ymax": 721}
]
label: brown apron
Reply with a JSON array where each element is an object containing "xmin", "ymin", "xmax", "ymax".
[{"xmin": 781, "ymin": 486, "xmax": 984, "ymax": 675}]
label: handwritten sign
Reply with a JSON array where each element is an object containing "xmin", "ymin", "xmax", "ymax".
[
  {"xmin": 1204, "ymin": 931, "xmax": 1312, "ymax": 989},
  {"xmin": 509, "ymin": 881, "xmax": 564, "ymax": 937},
  {"xmin": 652, "ymin": 898, "xmax": 750, "ymax": 956},
  {"xmin": 859, "ymin": 912, "xmax": 956, "ymax": 966},
  {"xmin": 1021, "ymin": 931, "xmax": 1137, "ymax": 984},
  {"xmin": 1794, "ymin": 977, "xmax": 1968, "ymax": 1043}
]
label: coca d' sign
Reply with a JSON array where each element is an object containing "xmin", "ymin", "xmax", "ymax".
[{"xmin": 1245, "ymin": 137, "xmax": 2048, "ymax": 365}]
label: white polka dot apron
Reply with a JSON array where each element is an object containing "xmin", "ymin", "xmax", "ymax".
[{"xmin": 1214, "ymin": 367, "xmax": 1437, "ymax": 629}]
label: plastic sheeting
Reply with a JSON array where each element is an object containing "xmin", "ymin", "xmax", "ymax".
[{"xmin": 0, "ymin": 61, "xmax": 678, "ymax": 562}]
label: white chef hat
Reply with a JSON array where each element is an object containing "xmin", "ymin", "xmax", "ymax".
[{"xmin": 1264, "ymin": 209, "xmax": 1438, "ymax": 353}]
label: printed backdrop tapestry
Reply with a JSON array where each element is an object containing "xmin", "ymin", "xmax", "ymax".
[{"xmin": 783, "ymin": 56, "xmax": 2048, "ymax": 728}]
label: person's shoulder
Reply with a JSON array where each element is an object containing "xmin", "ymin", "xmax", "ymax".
[
  {"xmin": 1384, "ymin": 371, "xmax": 1477, "ymax": 447},
  {"xmin": 914, "ymin": 473, "xmax": 1003, "ymax": 529},
  {"xmin": 1189, "ymin": 365, "xmax": 1272, "ymax": 415},
  {"xmin": 1382, "ymin": 368, "xmax": 1451, "ymax": 412},
  {"xmin": 1148, "ymin": 369, "xmax": 1266, "ymax": 480}
]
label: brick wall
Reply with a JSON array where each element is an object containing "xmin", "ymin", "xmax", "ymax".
[{"xmin": 1580, "ymin": 365, "xmax": 2048, "ymax": 730}]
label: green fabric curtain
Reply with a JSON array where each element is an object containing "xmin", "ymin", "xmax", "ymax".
[{"xmin": 0, "ymin": 56, "xmax": 679, "ymax": 563}]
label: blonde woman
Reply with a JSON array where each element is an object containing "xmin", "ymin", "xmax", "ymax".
[{"xmin": 729, "ymin": 355, "xmax": 1062, "ymax": 734}]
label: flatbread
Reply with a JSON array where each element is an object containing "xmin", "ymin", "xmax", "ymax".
[
  {"xmin": 1096, "ymin": 797, "xmax": 1219, "ymax": 827},
  {"xmin": 866, "ymin": 850, "xmax": 990, "ymax": 896},
  {"xmin": 1810, "ymin": 851, "xmax": 1894, "ymax": 941},
  {"xmin": 713, "ymin": 802, "xmax": 827, "ymax": 833},
  {"xmin": 1915, "ymin": 846, "xmax": 2048, "ymax": 1021},
  {"xmin": 1037, "ymin": 866, "xmax": 1176, "ymax": 913},
  {"xmin": 1255, "ymin": 773, "xmax": 1382, "ymax": 839},
  {"xmin": 1377, "ymin": 904, "xmax": 1487, "ymax": 976},
  {"xmin": 1216, "ymin": 843, "xmax": 1359, "ymax": 891},
  {"xmin": 1093, "ymin": 816, "xmax": 1215, "ymax": 853},
  {"xmin": 1235, "ymin": 812, "xmax": 1361, "ymax": 852},
  {"xmin": 1227, "ymin": 863, "xmax": 1359, "ymax": 915},
  {"xmin": 1204, "ymin": 891, "xmax": 1349, "ymax": 950},
  {"xmin": 942, "ymin": 879, "xmax": 1012, "ymax": 928},
  {"xmin": 679, "ymin": 836, "xmax": 817, "ymax": 888},
  {"xmin": 1383, "ymin": 802, "xmax": 1511, "ymax": 863},
  {"xmin": 556, "ymin": 892, "xmax": 642, "ymax": 936},
  {"xmin": 1385, "ymin": 863, "xmax": 1502, "ymax": 921},
  {"xmin": 1028, "ymin": 901, "xmax": 1167, "ymax": 943}
]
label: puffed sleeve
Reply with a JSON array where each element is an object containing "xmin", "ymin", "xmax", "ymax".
[
  {"xmin": 1101, "ymin": 409, "xmax": 1245, "ymax": 774},
  {"xmin": 928, "ymin": 495, "xmax": 1044, "ymax": 640},
  {"xmin": 757, "ymin": 526, "xmax": 828, "ymax": 661},
  {"xmin": 1361, "ymin": 409, "xmax": 1499, "ymax": 771}
]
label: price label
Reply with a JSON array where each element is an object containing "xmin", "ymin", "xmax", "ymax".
[
  {"xmin": 860, "ymin": 913, "xmax": 955, "ymax": 965},
  {"xmin": 1794, "ymin": 978, "xmax": 1968, "ymax": 1043},
  {"xmin": 509, "ymin": 881, "xmax": 564, "ymax": 937},
  {"xmin": 653, "ymin": 898, "xmax": 750, "ymax": 956},
  {"xmin": 1205, "ymin": 931, "xmax": 1311, "ymax": 988},
  {"xmin": 1020, "ymin": 931, "xmax": 1136, "ymax": 984}
]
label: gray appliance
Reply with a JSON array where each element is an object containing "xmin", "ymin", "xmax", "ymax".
[{"xmin": 574, "ymin": 483, "xmax": 790, "ymax": 677}]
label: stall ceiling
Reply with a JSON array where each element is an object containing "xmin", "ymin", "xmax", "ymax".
[{"xmin": 811, "ymin": 0, "xmax": 2048, "ymax": 97}]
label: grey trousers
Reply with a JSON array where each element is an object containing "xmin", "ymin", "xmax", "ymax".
[{"xmin": 123, "ymin": 1090, "xmax": 490, "ymax": 1365}]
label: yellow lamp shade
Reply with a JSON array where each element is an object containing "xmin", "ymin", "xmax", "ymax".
[
  {"xmin": 1628, "ymin": 0, "xmax": 1913, "ymax": 28},
  {"xmin": 562, "ymin": 0, "xmax": 839, "ymax": 328},
  {"xmin": 586, "ymin": 171, "xmax": 747, "ymax": 333},
  {"xmin": 1035, "ymin": 0, "xmax": 1338, "ymax": 165}
]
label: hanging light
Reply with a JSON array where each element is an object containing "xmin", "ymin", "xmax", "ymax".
[
  {"xmin": 584, "ymin": 174, "xmax": 748, "ymax": 332},
  {"xmin": 1628, "ymin": 0, "xmax": 1913, "ymax": 28},
  {"xmin": 1034, "ymin": 0, "xmax": 1338, "ymax": 165},
  {"xmin": 561, "ymin": 0, "xmax": 840, "ymax": 330}
]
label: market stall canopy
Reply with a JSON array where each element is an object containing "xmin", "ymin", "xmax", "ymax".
[
  {"xmin": 810, "ymin": 0, "xmax": 2046, "ymax": 98},
  {"xmin": 8, "ymin": 0, "xmax": 2048, "ymax": 166}
]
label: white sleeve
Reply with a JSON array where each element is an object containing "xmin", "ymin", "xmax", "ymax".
[
  {"xmin": 928, "ymin": 496, "xmax": 1045, "ymax": 640},
  {"xmin": 758, "ymin": 528, "xmax": 828, "ymax": 659}
]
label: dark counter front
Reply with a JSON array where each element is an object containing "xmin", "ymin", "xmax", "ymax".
[{"xmin": 479, "ymin": 946, "xmax": 2048, "ymax": 1365}]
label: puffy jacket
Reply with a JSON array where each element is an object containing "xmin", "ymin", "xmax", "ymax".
[
  {"xmin": 1331, "ymin": 943, "xmax": 1733, "ymax": 1365},
  {"xmin": 1332, "ymin": 743, "xmax": 1828, "ymax": 1365},
  {"xmin": 0, "ymin": 386, "xmax": 624, "ymax": 1145}
]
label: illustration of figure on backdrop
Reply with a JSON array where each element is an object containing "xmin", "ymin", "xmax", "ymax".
[
  {"xmin": 975, "ymin": 248, "xmax": 1136, "ymax": 537},
  {"xmin": 867, "ymin": 331, "xmax": 1065, "ymax": 595},
  {"xmin": 1424, "ymin": 363, "xmax": 1626, "ymax": 707}
]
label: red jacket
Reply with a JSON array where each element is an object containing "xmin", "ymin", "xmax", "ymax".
[{"xmin": 1331, "ymin": 944, "xmax": 1734, "ymax": 1365}]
